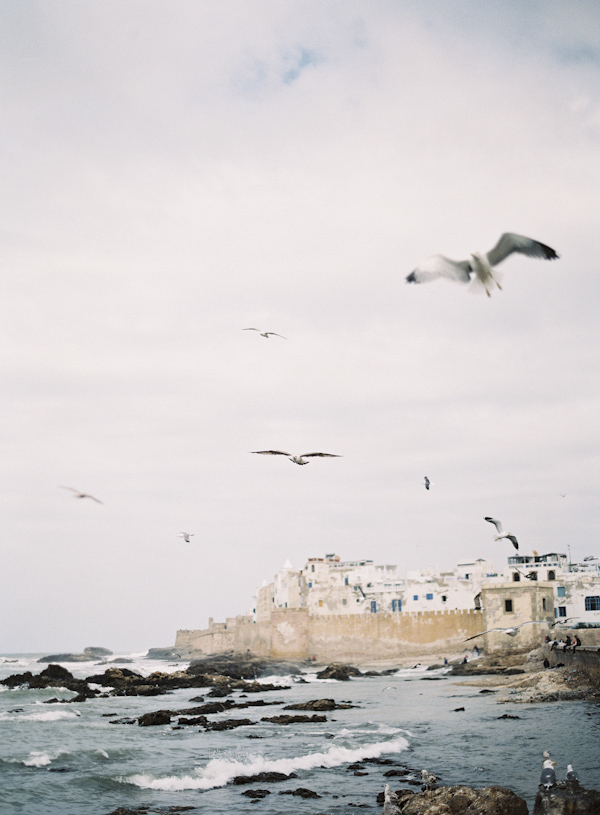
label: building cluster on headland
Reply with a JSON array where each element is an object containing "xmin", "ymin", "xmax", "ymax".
[{"xmin": 174, "ymin": 551, "xmax": 600, "ymax": 661}]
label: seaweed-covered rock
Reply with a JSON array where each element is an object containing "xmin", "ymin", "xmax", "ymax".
[
  {"xmin": 379, "ymin": 785, "xmax": 527, "ymax": 814},
  {"xmin": 260, "ymin": 714, "xmax": 327, "ymax": 725},
  {"xmin": 232, "ymin": 771, "xmax": 297, "ymax": 785},
  {"xmin": 533, "ymin": 781, "xmax": 600, "ymax": 814},
  {"xmin": 137, "ymin": 709, "xmax": 173, "ymax": 726}
]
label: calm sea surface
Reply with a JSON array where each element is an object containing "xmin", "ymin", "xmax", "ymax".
[{"xmin": 1, "ymin": 653, "xmax": 599, "ymax": 815}]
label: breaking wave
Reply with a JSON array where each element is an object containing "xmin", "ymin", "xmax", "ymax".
[{"xmin": 124, "ymin": 735, "xmax": 409, "ymax": 791}]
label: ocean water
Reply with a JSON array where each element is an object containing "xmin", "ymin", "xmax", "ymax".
[{"xmin": 1, "ymin": 653, "xmax": 599, "ymax": 815}]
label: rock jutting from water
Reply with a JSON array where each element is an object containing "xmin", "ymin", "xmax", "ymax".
[
  {"xmin": 533, "ymin": 781, "xmax": 600, "ymax": 814},
  {"xmin": 378, "ymin": 785, "xmax": 528, "ymax": 814}
]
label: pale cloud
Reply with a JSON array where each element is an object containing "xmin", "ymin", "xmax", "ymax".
[{"xmin": 0, "ymin": 1, "xmax": 598, "ymax": 651}]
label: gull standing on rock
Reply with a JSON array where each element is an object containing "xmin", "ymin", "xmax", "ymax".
[
  {"xmin": 540, "ymin": 757, "xmax": 557, "ymax": 789},
  {"xmin": 251, "ymin": 450, "xmax": 342, "ymax": 466},
  {"xmin": 406, "ymin": 233, "xmax": 559, "ymax": 297},
  {"xmin": 60, "ymin": 486, "xmax": 103, "ymax": 504},
  {"xmin": 382, "ymin": 784, "xmax": 401, "ymax": 815},
  {"xmin": 421, "ymin": 770, "xmax": 438, "ymax": 791},
  {"xmin": 243, "ymin": 328, "xmax": 286, "ymax": 339},
  {"xmin": 484, "ymin": 517, "xmax": 519, "ymax": 550}
]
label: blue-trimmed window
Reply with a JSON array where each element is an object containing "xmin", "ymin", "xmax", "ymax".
[
  {"xmin": 392, "ymin": 599, "xmax": 401, "ymax": 612},
  {"xmin": 413, "ymin": 595, "xmax": 418, "ymax": 601},
  {"xmin": 585, "ymin": 596, "xmax": 600, "ymax": 611},
  {"xmin": 558, "ymin": 606, "xmax": 567, "ymax": 617},
  {"xmin": 426, "ymin": 593, "xmax": 433, "ymax": 600},
  {"xmin": 557, "ymin": 586, "xmax": 566, "ymax": 597},
  {"xmin": 370, "ymin": 601, "xmax": 377, "ymax": 613}
]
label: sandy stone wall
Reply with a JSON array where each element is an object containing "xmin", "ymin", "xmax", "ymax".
[{"xmin": 174, "ymin": 607, "xmax": 483, "ymax": 660}]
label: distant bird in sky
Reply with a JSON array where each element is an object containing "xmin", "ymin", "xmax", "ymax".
[
  {"xmin": 484, "ymin": 517, "xmax": 519, "ymax": 550},
  {"xmin": 406, "ymin": 232, "xmax": 559, "ymax": 297},
  {"xmin": 243, "ymin": 328, "xmax": 286, "ymax": 339},
  {"xmin": 177, "ymin": 532, "xmax": 195, "ymax": 543},
  {"xmin": 464, "ymin": 620, "xmax": 549, "ymax": 642},
  {"xmin": 60, "ymin": 486, "xmax": 103, "ymax": 504},
  {"xmin": 558, "ymin": 493, "xmax": 567, "ymax": 498},
  {"xmin": 423, "ymin": 476, "xmax": 432, "ymax": 490},
  {"xmin": 540, "ymin": 757, "xmax": 557, "ymax": 789},
  {"xmin": 251, "ymin": 450, "xmax": 342, "ymax": 465}
]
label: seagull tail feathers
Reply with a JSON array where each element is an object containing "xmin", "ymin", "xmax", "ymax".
[{"xmin": 467, "ymin": 268, "xmax": 504, "ymax": 297}]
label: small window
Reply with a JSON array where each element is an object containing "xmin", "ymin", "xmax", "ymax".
[
  {"xmin": 547, "ymin": 571, "xmax": 555, "ymax": 581},
  {"xmin": 344, "ymin": 577, "xmax": 349, "ymax": 585},
  {"xmin": 505, "ymin": 599, "xmax": 513, "ymax": 613},
  {"xmin": 585, "ymin": 596, "xmax": 600, "ymax": 611},
  {"xmin": 413, "ymin": 595, "xmax": 419, "ymax": 601},
  {"xmin": 558, "ymin": 606, "xmax": 567, "ymax": 617},
  {"xmin": 392, "ymin": 599, "xmax": 401, "ymax": 611},
  {"xmin": 557, "ymin": 586, "xmax": 566, "ymax": 597},
  {"xmin": 370, "ymin": 601, "xmax": 377, "ymax": 613},
  {"xmin": 441, "ymin": 595, "xmax": 447, "ymax": 603},
  {"xmin": 542, "ymin": 598, "xmax": 546, "ymax": 611},
  {"xmin": 342, "ymin": 598, "xmax": 347, "ymax": 605},
  {"xmin": 530, "ymin": 572, "xmax": 538, "ymax": 581},
  {"xmin": 311, "ymin": 564, "xmax": 315, "ymax": 572},
  {"xmin": 426, "ymin": 593, "xmax": 433, "ymax": 600},
  {"xmin": 513, "ymin": 572, "xmax": 520, "ymax": 582},
  {"xmin": 308, "ymin": 582, "xmax": 312, "ymax": 588}
]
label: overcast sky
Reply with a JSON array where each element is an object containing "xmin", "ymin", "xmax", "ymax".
[{"xmin": 1, "ymin": 1, "xmax": 599, "ymax": 653}]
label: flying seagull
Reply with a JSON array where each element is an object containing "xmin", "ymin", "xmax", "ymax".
[
  {"xmin": 484, "ymin": 517, "xmax": 519, "ymax": 550},
  {"xmin": 251, "ymin": 450, "xmax": 342, "ymax": 465},
  {"xmin": 60, "ymin": 486, "xmax": 103, "ymax": 504},
  {"xmin": 177, "ymin": 532, "xmax": 195, "ymax": 543},
  {"xmin": 423, "ymin": 476, "xmax": 432, "ymax": 490},
  {"xmin": 464, "ymin": 620, "xmax": 549, "ymax": 642},
  {"xmin": 406, "ymin": 233, "xmax": 559, "ymax": 297},
  {"xmin": 243, "ymin": 328, "xmax": 286, "ymax": 339}
]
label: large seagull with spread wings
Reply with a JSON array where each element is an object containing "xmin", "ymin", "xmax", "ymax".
[
  {"xmin": 406, "ymin": 233, "xmax": 558, "ymax": 297},
  {"xmin": 252, "ymin": 450, "xmax": 341, "ymax": 466}
]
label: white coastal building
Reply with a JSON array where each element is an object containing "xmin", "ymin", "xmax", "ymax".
[{"xmin": 253, "ymin": 550, "xmax": 600, "ymax": 626}]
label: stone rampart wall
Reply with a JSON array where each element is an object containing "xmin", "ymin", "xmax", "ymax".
[
  {"xmin": 174, "ymin": 607, "xmax": 483, "ymax": 661},
  {"xmin": 545, "ymin": 644, "xmax": 600, "ymax": 682}
]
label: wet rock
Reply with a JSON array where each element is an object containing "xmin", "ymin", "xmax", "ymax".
[
  {"xmin": 449, "ymin": 661, "xmax": 525, "ymax": 677},
  {"xmin": 284, "ymin": 698, "xmax": 357, "ymax": 711},
  {"xmin": 242, "ymin": 790, "xmax": 271, "ymax": 798},
  {"xmin": 453, "ymin": 707, "xmax": 465, "ymax": 712},
  {"xmin": 279, "ymin": 788, "xmax": 321, "ymax": 798},
  {"xmin": 260, "ymin": 714, "xmax": 327, "ymax": 725},
  {"xmin": 354, "ymin": 771, "xmax": 369, "ymax": 776},
  {"xmin": 108, "ymin": 718, "xmax": 137, "ymax": 725},
  {"xmin": 187, "ymin": 652, "xmax": 306, "ymax": 680},
  {"xmin": 110, "ymin": 658, "xmax": 134, "ymax": 664},
  {"xmin": 37, "ymin": 653, "xmax": 92, "ymax": 663},
  {"xmin": 315, "ymin": 663, "xmax": 362, "ymax": 681},
  {"xmin": 533, "ymin": 781, "xmax": 600, "ymax": 814},
  {"xmin": 497, "ymin": 714, "xmax": 521, "ymax": 720},
  {"xmin": 232, "ymin": 771, "xmax": 297, "ymax": 785},
  {"xmin": 138, "ymin": 710, "xmax": 173, "ymax": 726},
  {"xmin": 384, "ymin": 769, "xmax": 410, "ymax": 777},
  {"xmin": 1, "ymin": 665, "xmax": 95, "ymax": 697},
  {"xmin": 203, "ymin": 718, "xmax": 255, "ymax": 731},
  {"xmin": 382, "ymin": 785, "xmax": 527, "ymax": 814},
  {"xmin": 177, "ymin": 716, "xmax": 209, "ymax": 726}
]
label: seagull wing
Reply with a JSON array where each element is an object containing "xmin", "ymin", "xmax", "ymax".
[
  {"xmin": 300, "ymin": 452, "xmax": 342, "ymax": 458},
  {"xmin": 486, "ymin": 233, "xmax": 559, "ymax": 267},
  {"xmin": 85, "ymin": 494, "xmax": 104, "ymax": 504},
  {"xmin": 406, "ymin": 255, "xmax": 472, "ymax": 285},
  {"xmin": 484, "ymin": 517, "xmax": 504, "ymax": 534},
  {"xmin": 515, "ymin": 620, "xmax": 546, "ymax": 629},
  {"xmin": 251, "ymin": 450, "xmax": 291, "ymax": 456},
  {"xmin": 60, "ymin": 486, "xmax": 79, "ymax": 494},
  {"xmin": 243, "ymin": 328, "xmax": 261, "ymax": 332},
  {"xmin": 263, "ymin": 332, "xmax": 287, "ymax": 339},
  {"xmin": 463, "ymin": 628, "xmax": 505, "ymax": 641},
  {"xmin": 506, "ymin": 534, "xmax": 519, "ymax": 550}
]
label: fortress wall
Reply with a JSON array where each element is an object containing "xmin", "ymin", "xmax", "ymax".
[{"xmin": 175, "ymin": 608, "xmax": 483, "ymax": 660}]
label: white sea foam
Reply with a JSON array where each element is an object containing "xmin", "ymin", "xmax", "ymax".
[
  {"xmin": 124, "ymin": 735, "xmax": 409, "ymax": 791},
  {"xmin": 22, "ymin": 750, "xmax": 69, "ymax": 767},
  {"xmin": 1, "ymin": 709, "xmax": 81, "ymax": 722}
]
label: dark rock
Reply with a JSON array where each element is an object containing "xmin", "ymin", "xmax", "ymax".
[
  {"xmin": 206, "ymin": 688, "xmax": 232, "ymax": 697},
  {"xmin": 177, "ymin": 716, "xmax": 209, "ymax": 726},
  {"xmin": 109, "ymin": 658, "xmax": 133, "ymax": 664},
  {"xmin": 449, "ymin": 661, "xmax": 525, "ymax": 677},
  {"xmin": 203, "ymin": 718, "xmax": 255, "ymax": 731},
  {"xmin": 384, "ymin": 769, "xmax": 410, "ymax": 777},
  {"xmin": 364, "ymin": 758, "xmax": 397, "ymax": 765},
  {"xmin": 284, "ymin": 698, "xmax": 357, "ymax": 711},
  {"xmin": 348, "ymin": 764, "xmax": 366, "ymax": 770},
  {"xmin": 260, "ymin": 714, "xmax": 327, "ymax": 725},
  {"xmin": 479, "ymin": 689, "xmax": 496, "ymax": 694},
  {"xmin": 315, "ymin": 663, "xmax": 362, "ymax": 681},
  {"xmin": 232, "ymin": 772, "xmax": 297, "ymax": 785},
  {"xmin": 453, "ymin": 707, "xmax": 466, "ymax": 712},
  {"xmin": 354, "ymin": 771, "xmax": 369, "ymax": 776},
  {"xmin": 138, "ymin": 710, "xmax": 173, "ymax": 726},
  {"xmin": 36, "ymin": 653, "xmax": 92, "ymax": 663},
  {"xmin": 187, "ymin": 652, "xmax": 305, "ymax": 680},
  {"xmin": 279, "ymin": 788, "xmax": 321, "ymax": 798},
  {"xmin": 497, "ymin": 714, "xmax": 521, "ymax": 719},
  {"xmin": 385, "ymin": 785, "xmax": 528, "ymax": 814},
  {"xmin": 426, "ymin": 664, "xmax": 445, "ymax": 671},
  {"xmin": 242, "ymin": 790, "xmax": 270, "ymax": 798},
  {"xmin": 108, "ymin": 718, "xmax": 137, "ymax": 725},
  {"xmin": 533, "ymin": 781, "xmax": 600, "ymax": 814}
]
